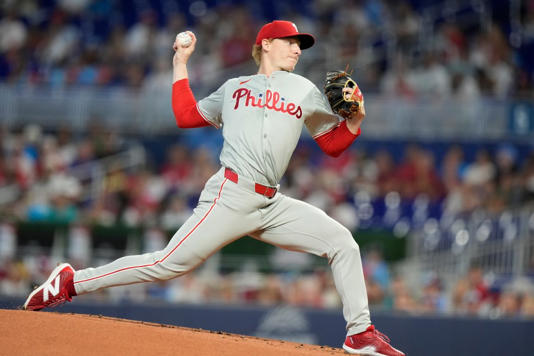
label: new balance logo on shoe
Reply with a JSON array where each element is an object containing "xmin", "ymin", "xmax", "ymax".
[
  {"xmin": 23, "ymin": 263, "xmax": 75, "ymax": 311},
  {"xmin": 43, "ymin": 276, "xmax": 61, "ymax": 302}
]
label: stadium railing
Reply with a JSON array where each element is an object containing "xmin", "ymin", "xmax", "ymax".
[{"xmin": 1, "ymin": 84, "xmax": 532, "ymax": 140}]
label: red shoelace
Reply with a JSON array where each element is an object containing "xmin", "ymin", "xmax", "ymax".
[
  {"xmin": 373, "ymin": 328, "xmax": 391, "ymax": 344},
  {"xmin": 45, "ymin": 294, "xmax": 72, "ymax": 308}
]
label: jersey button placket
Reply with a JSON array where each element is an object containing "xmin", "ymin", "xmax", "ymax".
[
  {"xmin": 263, "ymin": 77, "xmax": 268, "ymax": 128},
  {"xmin": 260, "ymin": 78, "xmax": 267, "ymax": 162},
  {"xmin": 263, "ymin": 88, "xmax": 268, "ymax": 138},
  {"xmin": 263, "ymin": 110, "xmax": 268, "ymax": 139},
  {"xmin": 263, "ymin": 79, "xmax": 269, "ymax": 161}
]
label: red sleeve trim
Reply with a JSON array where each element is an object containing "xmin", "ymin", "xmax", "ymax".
[
  {"xmin": 313, "ymin": 120, "xmax": 361, "ymax": 157},
  {"xmin": 172, "ymin": 79, "xmax": 210, "ymax": 128}
]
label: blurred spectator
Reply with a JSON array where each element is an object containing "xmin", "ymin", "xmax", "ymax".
[
  {"xmin": 187, "ymin": 146, "xmax": 218, "ymax": 196},
  {"xmin": 257, "ymin": 274, "xmax": 284, "ymax": 306},
  {"xmin": 494, "ymin": 289, "xmax": 522, "ymax": 318},
  {"xmin": 0, "ymin": 224, "xmax": 16, "ymax": 260},
  {"xmin": 413, "ymin": 149, "xmax": 445, "ymax": 201},
  {"xmin": 123, "ymin": 168, "xmax": 167, "ymax": 225},
  {"xmin": 461, "ymin": 149, "xmax": 496, "ymax": 211},
  {"xmin": 441, "ymin": 145, "xmax": 467, "ymax": 193},
  {"xmin": 306, "ymin": 169, "xmax": 343, "ymax": 212},
  {"xmin": 451, "ymin": 265, "xmax": 490, "ymax": 316},
  {"xmin": 71, "ymin": 138, "xmax": 96, "ymax": 167},
  {"xmin": 441, "ymin": 146, "xmax": 468, "ymax": 215},
  {"xmin": 161, "ymin": 144, "xmax": 193, "ymax": 190},
  {"xmin": 380, "ymin": 53, "xmax": 416, "ymax": 99},
  {"xmin": 374, "ymin": 149, "xmax": 397, "ymax": 197},
  {"xmin": 0, "ymin": 260, "xmax": 30, "ymax": 296},
  {"xmin": 12, "ymin": 145, "xmax": 36, "ymax": 190},
  {"xmin": 25, "ymin": 173, "xmax": 80, "ymax": 223},
  {"xmin": 420, "ymin": 275, "xmax": 448, "ymax": 314},
  {"xmin": 220, "ymin": 23, "xmax": 254, "ymax": 67},
  {"xmin": 411, "ymin": 53, "xmax": 451, "ymax": 98},
  {"xmin": 55, "ymin": 126, "xmax": 77, "ymax": 166},
  {"xmin": 142, "ymin": 56, "xmax": 172, "ymax": 93},
  {"xmin": 46, "ymin": 173, "xmax": 81, "ymax": 223},
  {"xmin": 0, "ymin": 10, "xmax": 27, "ymax": 53},
  {"xmin": 283, "ymin": 145, "xmax": 314, "ymax": 199},
  {"xmin": 287, "ymin": 273, "xmax": 324, "ymax": 308},
  {"xmin": 41, "ymin": 10, "xmax": 81, "ymax": 68},
  {"xmin": 167, "ymin": 273, "xmax": 207, "ymax": 304},
  {"xmin": 0, "ymin": 151, "xmax": 11, "ymax": 187},
  {"xmin": 67, "ymin": 225, "xmax": 91, "ymax": 268},
  {"xmin": 521, "ymin": 293, "xmax": 534, "ymax": 318},
  {"xmin": 154, "ymin": 13, "xmax": 185, "ymax": 58},
  {"xmin": 363, "ymin": 249, "xmax": 390, "ymax": 306},
  {"xmin": 436, "ymin": 23, "xmax": 467, "ymax": 64},
  {"xmin": 495, "ymin": 145, "xmax": 520, "ymax": 182},
  {"xmin": 483, "ymin": 25, "xmax": 514, "ymax": 98},
  {"xmin": 87, "ymin": 120, "xmax": 122, "ymax": 158},
  {"xmin": 124, "ymin": 10, "xmax": 158, "ymax": 58},
  {"xmin": 160, "ymin": 193, "xmax": 193, "ymax": 231},
  {"xmin": 396, "ymin": 145, "xmax": 444, "ymax": 201},
  {"xmin": 390, "ymin": 275, "xmax": 419, "ymax": 313},
  {"xmin": 392, "ymin": 1, "xmax": 420, "ymax": 54},
  {"xmin": 490, "ymin": 144, "xmax": 523, "ymax": 210}
]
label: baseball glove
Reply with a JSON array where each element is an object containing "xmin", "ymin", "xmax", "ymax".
[{"xmin": 324, "ymin": 69, "xmax": 363, "ymax": 118}]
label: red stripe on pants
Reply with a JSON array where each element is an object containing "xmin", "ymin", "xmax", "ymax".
[{"xmin": 74, "ymin": 178, "xmax": 228, "ymax": 285}]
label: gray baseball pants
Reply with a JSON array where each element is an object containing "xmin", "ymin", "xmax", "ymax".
[{"xmin": 73, "ymin": 167, "xmax": 371, "ymax": 335}]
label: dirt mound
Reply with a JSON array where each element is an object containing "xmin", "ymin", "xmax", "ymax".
[{"xmin": 0, "ymin": 309, "xmax": 348, "ymax": 356}]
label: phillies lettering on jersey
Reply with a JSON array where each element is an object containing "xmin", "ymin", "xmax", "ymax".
[{"xmin": 232, "ymin": 88, "xmax": 303, "ymax": 119}]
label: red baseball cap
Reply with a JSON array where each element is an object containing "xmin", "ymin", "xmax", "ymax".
[{"xmin": 255, "ymin": 20, "xmax": 315, "ymax": 50}]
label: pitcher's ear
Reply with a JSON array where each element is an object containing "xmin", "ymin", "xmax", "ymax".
[{"xmin": 262, "ymin": 38, "xmax": 272, "ymax": 50}]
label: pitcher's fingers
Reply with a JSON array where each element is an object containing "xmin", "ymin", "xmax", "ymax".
[{"xmin": 185, "ymin": 31, "xmax": 197, "ymax": 44}]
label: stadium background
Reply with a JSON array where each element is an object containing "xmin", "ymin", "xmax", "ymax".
[{"xmin": 0, "ymin": 0, "xmax": 533, "ymax": 355}]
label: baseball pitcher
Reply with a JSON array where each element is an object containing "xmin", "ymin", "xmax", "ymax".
[{"xmin": 24, "ymin": 20, "xmax": 405, "ymax": 356}]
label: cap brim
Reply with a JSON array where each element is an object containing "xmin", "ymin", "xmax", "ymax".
[{"xmin": 281, "ymin": 33, "xmax": 315, "ymax": 50}]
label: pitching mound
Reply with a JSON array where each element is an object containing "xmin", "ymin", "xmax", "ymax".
[{"xmin": 0, "ymin": 309, "xmax": 348, "ymax": 356}]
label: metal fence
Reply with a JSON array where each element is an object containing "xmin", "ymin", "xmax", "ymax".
[
  {"xmin": 405, "ymin": 205, "xmax": 534, "ymax": 280},
  {"xmin": 1, "ymin": 83, "xmax": 530, "ymax": 141}
]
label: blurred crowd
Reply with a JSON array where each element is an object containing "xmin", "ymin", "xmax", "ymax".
[
  {"xmin": 0, "ymin": 124, "xmax": 533, "ymax": 230},
  {"xmin": 2, "ymin": 243, "xmax": 534, "ymax": 319},
  {"xmin": 0, "ymin": 0, "xmax": 533, "ymax": 97},
  {"xmin": 0, "ymin": 123, "xmax": 533, "ymax": 318}
]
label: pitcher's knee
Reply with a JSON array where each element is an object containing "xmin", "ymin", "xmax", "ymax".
[
  {"xmin": 329, "ymin": 227, "xmax": 361, "ymax": 258},
  {"xmin": 156, "ymin": 252, "xmax": 201, "ymax": 279}
]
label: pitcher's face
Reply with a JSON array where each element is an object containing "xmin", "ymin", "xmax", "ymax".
[{"xmin": 267, "ymin": 37, "xmax": 302, "ymax": 72}]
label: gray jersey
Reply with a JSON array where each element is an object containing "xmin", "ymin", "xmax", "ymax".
[{"xmin": 197, "ymin": 71, "xmax": 340, "ymax": 186}]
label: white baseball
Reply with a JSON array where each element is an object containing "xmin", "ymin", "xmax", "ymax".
[{"xmin": 176, "ymin": 32, "xmax": 192, "ymax": 47}]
